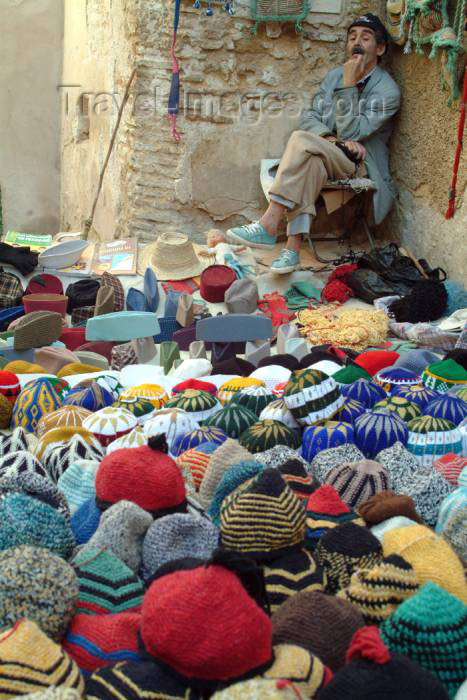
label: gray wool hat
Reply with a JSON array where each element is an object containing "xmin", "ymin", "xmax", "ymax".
[
  {"xmin": 394, "ymin": 349, "xmax": 441, "ymax": 376},
  {"xmin": 141, "ymin": 512, "xmax": 220, "ymax": 582},
  {"xmin": 0, "ymin": 472, "xmax": 70, "ymax": 523},
  {"xmin": 442, "ymin": 506, "xmax": 467, "ymax": 562},
  {"xmin": 225, "ymin": 278, "xmax": 259, "ymax": 314},
  {"xmin": 79, "ymin": 500, "xmax": 153, "ymax": 573},
  {"xmin": 324, "ymin": 459, "xmax": 390, "ymax": 509},
  {"xmin": 255, "ymin": 445, "xmax": 310, "ymax": 472},
  {"xmin": 310, "ymin": 444, "xmax": 366, "ymax": 483}
]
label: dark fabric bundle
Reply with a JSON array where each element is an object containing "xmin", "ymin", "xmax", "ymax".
[{"xmin": 389, "ymin": 280, "xmax": 448, "ymax": 323}]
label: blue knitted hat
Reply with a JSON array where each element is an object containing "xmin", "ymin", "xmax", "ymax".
[
  {"xmin": 57, "ymin": 460, "xmax": 98, "ymax": 515},
  {"xmin": 406, "ymin": 416, "xmax": 463, "ymax": 466},
  {"xmin": 435, "ymin": 481, "xmax": 467, "ymax": 534},
  {"xmin": 0, "ymin": 492, "xmax": 75, "ymax": 559},
  {"xmin": 171, "ymin": 426, "xmax": 228, "ymax": 458},
  {"xmin": 208, "ymin": 459, "xmax": 264, "ymax": 525},
  {"xmin": 374, "ymin": 367, "xmax": 421, "ymax": 393},
  {"xmin": 302, "ymin": 421, "xmax": 355, "ymax": 462},
  {"xmin": 11, "ymin": 378, "xmax": 62, "ymax": 433},
  {"xmin": 354, "ymin": 411, "xmax": 409, "ymax": 458},
  {"xmin": 64, "ymin": 381, "xmax": 115, "ymax": 411},
  {"xmin": 391, "ymin": 384, "xmax": 440, "ymax": 410},
  {"xmin": 71, "ymin": 496, "xmax": 101, "ymax": 546},
  {"xmin": 425, "ymin": 395, "xmax": 467, "ymax": 426},
  {"xmin": 341, "ymin": 379, "xmax": 386, "ymax": 408},
  {"xmin": 336, "ymin": 398, "xmax": 367, "ymax": 425}
]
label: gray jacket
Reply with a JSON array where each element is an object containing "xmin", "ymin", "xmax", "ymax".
[{"xmin": 299, "ymin": 65, "xmax": 401, "ymax": 224}]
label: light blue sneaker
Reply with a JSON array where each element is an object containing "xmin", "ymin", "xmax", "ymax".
[
  {"xmin": 271, "ymin": 248, "xmax": 300, "ymax": 274},
  {"xmin": 226, "ymin": 222, "xmax": 276, "ymax": 249}
]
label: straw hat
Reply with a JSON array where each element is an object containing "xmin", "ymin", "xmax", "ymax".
[{"xmin": 138, "ymin": 232, "xmax": 207, "ymax": 280}]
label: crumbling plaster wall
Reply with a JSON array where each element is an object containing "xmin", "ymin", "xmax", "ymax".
[{"xmin": 0, "ymin": 0, "xmax": 63, "ymax": 234}]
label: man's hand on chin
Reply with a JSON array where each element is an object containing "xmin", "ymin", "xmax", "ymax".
[
  {"xmin": 342, "ymin": 53, "xmax": 366, "ymax": 87},
  {"xmin": 343, "ymin": 140, "xmax": 367, "ymax": 161}
]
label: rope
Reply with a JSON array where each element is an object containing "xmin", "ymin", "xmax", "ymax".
[
  {"xmin": 168, "ymin": 0, "xmax": 182, "ymax": 142},
  {"xmin": 445, "ymin": 64, "xmax": 467, "ymax": 218}
]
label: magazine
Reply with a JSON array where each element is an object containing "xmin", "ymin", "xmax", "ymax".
[
  {"xmin": 4, "ymin": 230, "xmax": 53, "ymax": 254},
  {"xmin": 92, "ymin": 239, "xmax": 137, "ymax": 275}
]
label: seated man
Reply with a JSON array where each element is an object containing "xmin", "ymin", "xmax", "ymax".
[{"xmin": 228, "ymin": 13, "xmax": 401, "ymax": 274}]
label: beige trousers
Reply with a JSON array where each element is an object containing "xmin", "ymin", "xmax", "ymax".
[{"xmin": 269, "ymin": 131, "xmax": 356, "ymax": 223}]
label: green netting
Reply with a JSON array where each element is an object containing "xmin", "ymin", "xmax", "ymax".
[{"xmin": 250, "ymin": 0, "xmax": 309, "ymax": 33}]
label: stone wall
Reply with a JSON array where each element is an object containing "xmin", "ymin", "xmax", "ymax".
[{"xmin": 0, "ymin": 0, "xmax": 63, "ymax": 234}]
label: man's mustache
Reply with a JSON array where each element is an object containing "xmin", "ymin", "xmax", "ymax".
[{"xmin": 351, "ymin": 46, "xmax": 365, "ymax": 55}]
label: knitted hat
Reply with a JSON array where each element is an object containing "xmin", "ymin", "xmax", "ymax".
[
  {"xmin": 382, "ymin": 524, "xmax": 467, "ymax": 603},
  {"xmin": 80, "ymin": 500, "xmax": 153, "ymax": 573},
  {"xmin": 450, "ymin": 385, "xmax": 467, "ymax": 401},
  {"xmin": 0, "ymin": 369, "xmax": 21, "ymax": 406},
  {"xmin": 250, "ymin": 365, "xmax": 292, "ymax": 391},
  {"xmin": 140, "ymin": 560, "xmax": 273, "ymax": 686},
  {"xmin": 221, "ymin": 469, "xmax": 306, "ymax": 559},
  {"xmin": 355, "ymin": 350, "xmax": 400, "ymax": 375},
  {"xmin": 380, "ymin": 582, "xmax": 467, "ymax": 697},
  {"xmin": 436, "ymin": 484, "xmax": 467, "ymax": 537},
  {"xmin": 175, "ymin": 442, "xmax": 218, "ymax": 490},
  {"xmin": 34, "ymin": 347, "xmax": 80, "ymax": 375},
  {"xmin": 278, "ymin": 459, "xmax": 318, "ymax": 502},
  {"xmin": 374, "ymin": 367, "xmax": 421, "ymax": 393},
  {"xmin": 172, "ymin": 426, "xmax": 227, "ymax": 458},
  {"xmin": 11, "ymin": 378, "xmax": 62, "ymax": 433},
  {"xmin": 73, "ymin": 548, "xmax": 144, "ymax": 615},
  {"xmin": 105, "ymin": 426, "xmax": 147, "ymax": 454},
  {"xmin": 204, "ymin": 403, "xmax": 258, "ymax": 439},
  {"xmin": 142, "ymin": 513, "xmax": 219, "ymax": 582},
  {"xmin": 18, "ymin": 689, "xmax": 82, "ymax": 700},
  {"xmin": 63, "ymin": 611, "xmax": 142, "ymax": 674},
  {"xmin": 310, "ymin": 443, "xmax": 366, "ymax": 483},
  {"xmin": 354, "ymin": 410, "xmax": 409, "ymax": 458},
  {"xmin": 3, "ymin": 360, "xmax": 46, "ymax": 374},
  {"xmin": 341, "ymin": 379, "xmax": 387, "ymax": 408},
  {"xmin": 35, "ymin": 425, "xmax": 101, "ymax": 463},
  {"xmin": 58, "ymin": 362, "xmax": 102, "ymax": 378},
  {"xmin": 0, "ymin": 619, "xmax": 84, "ymax": 696},
  {"xmin": 394, "ymin": 348, "xmax": 441, "ymax": 375},
  {"xmin": 333, "ymin": 364, "xmax": 372, "ymax": 385},
  {"xmin": 96, "ymin": 440, "xmax": 186, "ymax": 516},
  {"xmin": 263, "ymin": 548, "xmax": 326, "ymax": 613},
  {"xmin": 325, "ymin": 459, "xmax": 389, "ymax": 509},
  {"xmin": 211, "ymin": 678, "xmax": 304, "ymax": 699},
  {"xmin": 0, "ymin": 425, "xmax": 28, "ymax": 455},
  {"xmin": 112, "ymin": 396, "xmax": 156, "ymax": 424},
  {"xmin": 64, "ymin": 381, "xmax": 115, "ymax": 411},
  {"xmin": 425, "ymin": 395, "xmax": 467, "ymax": 425},
  {"xmin": 0, "ymin": 472, "xmax": 70, "ymax": 522},
  {"xmin": 255, "ymin": 445, "xmax": 310, "ymax": 473},
  {"xmin": 0, "ymin": 450, "xmax": 48, "ymax": 480},
  {"xmin": 208, "ymin": 459, "xmax": 263, "ymax": 525},
  {"xmin": 302, "ymin": 421, "xmax": 355, "ymax": 462},
  {"xmin": 143, "ymin": 408, "xmax": 200, "ymax": 453},
  {"xmin": 315, "ymin": 522, "xmax": 383, "ymax": 594},
  {"xmin": 217, "ymin": 377, "xmax": 264, "ymax": 405},
  {"xmin": 82, "ymin": 406, "xmax": 138, "ymax": 447},
  {"xmin": 371, "ymin": 516, "xmax": 419, "ymax": 542},
  {"xmin": 165, "ymin": 389, "xmax": 221, "ymax": 423},
  {"xmin": 0, "ymin": 492, "xmax": 75, "ymax": 559},
  {"xmin": 305, "ymin": 485, "xmax": 362, "ymax": 551},
  {"xmin": 57, "ymin": 459, "xmax": 98, "ymax": 514},
  {"xmin": 259, "ymin": 399, "xmax": 299, "ymax": 429},
  {"xmin": 391, "ymin": 383, "xmax": 440, "ymax": 409},
  {"xmin": 339, "ymin": 554, "xmax": 419, "ymax": 624},
  {"xmin": 283, "ymin": 369, "xmax": 344, "ymax": 426},
  {"xmin": 0, "ymin": 393, "xmax": 11, "ymax": 429},
  {"xmin": 335, "ymin": 397, "xmax": 366, "ymax": 424},
  {"xmin": 442, "ymin": 507, "xmax": 467, "ymax": 563},
  {"xmin": 435, "ymin": 454, "xmax": 467, "ymax": 486},
  {"xmin": 320, "ymin": 625, "xmax": 450, "ymax": 700},
  {"xmin": 232, "ymin": 386, "xmax": 275, "ymax": 417},
  {"xmin": 373, "ymin": 396, "xmax": 421, "ymax": 422},
  {"xmin": 358, "ymin": 490, "xmax": 422, "ymax": 525},
  {"xmin": 71, "ymin": 497, "xmax": 101, "ymax": 546},
  {"xmin": 44, "ymin": 433, "xmax": 104, "ymax": 482},
  {"xmin": 406, "ymin": 415, "xmax": 463, "ymax": 466},
  {"xmin": 36, "ymin": 405, "xmax": 92, "ymax": 439},
  {"xmin": 0, "ymin": 545, "xmax": 79, "ymax": 641},
  {"xmin": 422, "ymin": 358, "xmax": 467, "ymax": 393},
  {"xmin": 272, "ymin": 589, "xmax": 365, "ymax": 671},
  {"xmin": 263, "ymin": 643, "xmax": 328, "ymax": 698},
  {"xmin": 239, "ymin": 420, "xmax": 301, "ymax": 454},
  {"xmin": 198, "ymin": 438, "xmax": 252, "ymax": 509},
  {"xmin": 85, "ymin": 661, "xmax": 200, "ymax": 700}
]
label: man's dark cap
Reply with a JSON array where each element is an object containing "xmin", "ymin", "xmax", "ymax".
[{"xmin": 347, "ymin": 13, "xmax": 389, "ymax": 47}]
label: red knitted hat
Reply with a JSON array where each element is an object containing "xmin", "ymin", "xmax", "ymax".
[
  {"xmin": 355, "ymin": 351, "xmax": 400, "ymax": 376},
  {"xmin": 141, "ymin": 563, "xmax": 273, "ymax": 685},
  {"xmin": 200, "ymin": 265, "xmax": 237, "ymax": 303},
  {"xmin": 307, "ymin": 485, "xmax": 353, "ymax": 517},
  {"xmin": 171, "ymin": 378, "xmax": 217, "ymax": 396},
  {"xmin": 95, "ymin": 437, "xmax": 186, "ymax": 515},
  {"xmin": 0, "ymin": 370, "xmax": 21, "ymax": 406},
  {"xmin": 434, "ymin": 453, "xmax": 467, "ymax": 486}
]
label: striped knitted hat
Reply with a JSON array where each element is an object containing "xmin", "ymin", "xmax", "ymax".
[
  {"xmin": 0, "ymin": 619, "xmax": 84, "ymax": 697},
  {"xmin": 315, "ymin": 522, "xmax": 383, "ymax": 594},
  {"xmin": 283, "ymin": 369, "xmax": 344, "ymax": 426},
  {"xmin": 263, "ymin": 643, "xmax": 329, "ymax": 698},
  {"xmin": 380, "ymin": 582, "xmax": 467, "ymax": 697},
  {"xmin": 339, "ymin": 554, "xmax": 419, "ymax": 625},
  {"xmin": 0, "ymin": 369, "xmax": 21, "ymax": 406},
  {"xmin": 120, "ymin": 383, "xmax": 169, "ymax": 409},
  {"xmin": 425, "ymin": 395, "xmax": 467, "ymax": 425},
  {"xmin": 341, "ymin": 379, "xmax": 386, "ymax": 408},
  {"xmin": 217, "ymin": 377, "xmax": 265, "ymax": 405},
  {"xmin": 373, "ymin": 396, "xmax": 421, "ymax": 422},
  {"xmin": 198, "ymin": 438, "xmax": 252, "ymax": 509},
  {"xmin": 71, "ymin": 497, "xmax": 101, "ymax": 546},
  {"xmin": 35, "ymin": 405, "xmax": 93, "ymax": 439},
  {"xmin": 374, "ymin": 367, "xmax": 421, "ymax": 392},
  {"xmin": 211, "ymin": 678, "xmax": 304, "ymax": 699},
  {"xmin": 172, "ymin": 379, "xmax": 217, "ymax": 396},
  {"xmin": 239, "ymin": 420, "xmax": 301, "ymax": 454},
  {"xmin": 442, "ymin": 506, "xmax": 467, "ymax": 563},
  {"xmin": 175, "ymin": 442, "xmax": 219, "ymax": 490},
  {"xmin": 220, "ymin": 468, "xmax": 306, "ymax": 560},
  {"xmin": 19, "ymin": 689, "xmax": 82, "ymax": 699},
  {"xmin": 141, "ymin": 513, "xmax": 220, "ymax": 582},
  {"xmin": 306, "ymin": 485, "xmax": 364, "ymax": 549},
  {"xmin": 0, "ymin": 492, "xmax": 75, "ymax": 559},
  {"xmin": 73, "ymin": 548, "xmax": 144, "ymax": 615},
  {"xmin": 259, "ymin": 399, "xmax": 299, "ymax": 429},
  {"xmin": 263, "ymin": 548, "xmax": 326, "ymax": 613},
  {"xmin": 0, "ymin": 426, "xmax": 29, "ymax": 455},
  {"xmin": 421, "ymin": 358, "xmax": 467, "ymax": 393},
  {"xmin": 35, "ymin": 426, "xmax": 102, "ymax": 464},
  {"xmin": 165, "ymin": 389, "xmax": 221, "ymax": 422},
  {"xmin": 434, "ymin": 454, "xmax": 467, "ymax": 486},
  {"xmin": 278, "ymin": 459, "xmax": 318, "ymax": 502},
  {"xmin": 358, "ymin": 491, "xmax": 422, "ymax": 525},
  {"xmin": 208, "ymin": 459, "xmax": 264, "ymax": 525},
  {"xmin": 435, "ymin": 478, "xmax": 467, "ymax": 535},
  {"xmin": 0, "ymin": 545, "xmax": 79, "ymax": 641},
  {"xmin": 382, "ymin": 524, "xmax": 467, "ymax": 604},
  {"xmin": 232, "ymin": 386, "xmax": 276, "ymax": 417},
  {"xmin": 64, "ymin": 381, "xmax": 115, "ymax": 411},
  {"xmin": 310, "ymin": 444, "xmax": 366, "ymax": 483},
  {"xmin": 82, "ymin": 406, "xmax": 138, "ymax": 448},
  {"xmin": 335, "ymin": 398, "xmax": 367, "ymax": 425},
  {"xmin": 203, "ymin": 403, "xmax": 258, "ymax": 439},
  {"xmin": 63, "ymin": 611, "xmax": 142, "ymax": 674},
  {"xmin": 0, "ymin": 472, "xmax": 70, "ymax": 523},
  {"xmin": 44, "ymin": 433, "xmax": 104, "ymax": 482},
  {"xmin": 324, "ymin": 459, "xmax": 389, "ymax": 509},
  {"xmin": 86, "ymin": 661, "xmax": 200, "ymax": 700},
  {"xmin": 172, "ymin": 426, "xmax": 227, "ymax": 458},
  {"xmin": 450, "ymin": 385, "xmax": 467, "ymax": 401},
  {"xmin": 113, "ymin": 397, "xmax": 156, "ymax": 423},
  {"xmin": 391, "ymin": 383, "xmax": 440, "ymax": 409},
  {"xmin": 12, "ymin": 378, "xmax": 62, "ymax": 433},
  {"xmin": 105, "ymin": 426, "xmax": 147, "ymax": 454},
  {"xmin": 302, "ymin": 421, "xmax": 355, "ymax": 462},
  {"xmin": 354, "ymin": 410, "xmax": 409, "ymax": 458},
  {"xmin": 271, "ymin": 590, "xmax": 365, "ymax": 671},
  {"xmin": 0, "ymin": 450, "xmax": 48, "ymax": 481},
  {"xmin": 406, "ymin": 415, "xmax": 463, "ymax": 466}
]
